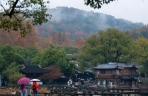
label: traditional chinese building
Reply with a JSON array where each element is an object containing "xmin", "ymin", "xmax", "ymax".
[
  {"xmin": 20, "ymin": 64, "xmax": 50, "ymax": 78},
  {"xmin": 93, "ymin": 62, "xmax": 141, "ymax": 88},
  {"xmin": 72, "ymin": 68, "xmax": 95, "ymax": 82}
]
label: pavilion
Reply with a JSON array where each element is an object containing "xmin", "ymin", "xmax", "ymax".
[{"xmin": 20, "ymin": 64, "xmax": 50, "ymax": 78}]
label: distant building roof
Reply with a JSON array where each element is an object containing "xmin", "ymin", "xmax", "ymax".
[
  {"xmin": 136, "ymin": 66, "xmax": 143, "ymax": 69},
  {"xmin": 84, "ymin": 68, "xmax": 94, "ymax": 73},
  {"xmin": 93, "ymin": 62, "xmax": 140, "ymax": 70},
  {"xmin": 20, "ymin": 64, "xmax": 50, "ymax": 74},
  {"xmin": 75, "ymin": 69, "xmax": 81, "ymax": 74}
]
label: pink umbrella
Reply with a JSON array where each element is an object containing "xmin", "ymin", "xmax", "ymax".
[{"xmin": 17, "ymin": 77, "xmax": 30, "ymax": 85}]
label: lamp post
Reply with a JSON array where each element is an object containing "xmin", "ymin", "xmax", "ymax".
[
  {"xmin": 75, "ymin": 74, "xmax": 78, "ymax": 82},
  {"xmin": 26, "ymin": 83, "xmax": 31, "ymax": 96},
  {"xmin": 87, "ymin": 72, "xmax": 89, "ymax": 81}
]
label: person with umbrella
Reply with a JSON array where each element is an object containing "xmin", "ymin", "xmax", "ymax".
[
  {"xmin": 17, "ymin": 77, "xmax": 30, "ymax": 96},
  {"xmin": 20, "ymin": 84, "xmax": 26, "ymax": 96},
  {"xmin": 32, "ymin": 81, "xmax": 39, "ymax": 96}
]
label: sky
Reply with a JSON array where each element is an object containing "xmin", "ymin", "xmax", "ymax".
[{"xmin": 49, "ymin": 0, "xmax": 148, "ymax": 25}]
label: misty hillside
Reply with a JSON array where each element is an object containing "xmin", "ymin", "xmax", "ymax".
[{"xmin": 37, "ymin": 7, "xmax": 144, "ymax": 39}]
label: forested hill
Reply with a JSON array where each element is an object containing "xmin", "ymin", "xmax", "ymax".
[{"xmin": 37, "ymin": 7, "xmax": 144, "ymax": 38}]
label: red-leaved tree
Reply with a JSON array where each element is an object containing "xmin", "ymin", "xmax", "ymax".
[{"xmin": 39, "ymin": 65, "xmax": 63, "ymax": 80}]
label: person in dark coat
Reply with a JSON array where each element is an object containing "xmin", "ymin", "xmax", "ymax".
[{"xmin": 80, "ymin": 79, "xmax": 85, "ymax": 88}]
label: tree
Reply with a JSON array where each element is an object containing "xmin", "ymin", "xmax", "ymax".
[
  {"xmin": 0, "ymin": 0, "xmax": 51, "ymax": 36},
  {"xmin": 13, "ymin": 46, "xmax": 39, "ymax": 64},
  {"xmin": 85, "ymin": 0, "xmax": 115, "ymax": 9},
  {"xmin": 0, "ymin": 54, "xmax": 6, "ymax": 73},
  {"xmin": 127, "ymin": 25, "xmax": 148, "ymax": 39},
  {"xmin": 2, "ymin": 62, "xmax": 24, "ymax": 85},
  {"xmin": 32, "ymin": 51, "xmax": 44, "ymax": 65},
  {"xmin": 63, "ymin": 46, "xmax": 79, "ymax": 54},
  {"xmin": 77, "ymin": 28, "xmax": 133, "ymax": 70},
  {"xmin": 39, "ymin": 46, "xmax": 67, "ymax": 67},
  {"xmin": 0, "ymin": 44, "xmax": 25, "ymax": 67},
  {"xmin": 51, "ymin": 32, "xmax": 72, "ymax": 47},
  {"xmin": 133, "ymin": 37, "xmax": 148, "ymax": 76},
  {"xmin": 32, "ymin": 45, "xmax": 76, "ymax": 76},
  {"xmin": 0, "ymin": 24, "xmax": 40, "ymax": 46},
  {"xmin": 39, "ymin": 65, "xmax": 63, "ymax": 80},
  {"xmin": 23, "ymin": 47, "xmax": 39, "ymax": 60},
  {"xmin": 38, "ymin": 37, "xmax": 52, "ymax": 50},
  {"xmin": 74, "ymin": 38, "xmax": 85, "ymax": 47}
]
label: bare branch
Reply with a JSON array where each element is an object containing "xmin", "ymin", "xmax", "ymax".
[
  {"xmin": 13, "ymin": 14, "xmax": 21, "ymax": 22},
  {"xmin": 9, "ymin": 0, "xmax": 19, "ymax": 18},
  {"xmin": 0, "ymin": 4, "xmax": 7, "ymax": 13}
]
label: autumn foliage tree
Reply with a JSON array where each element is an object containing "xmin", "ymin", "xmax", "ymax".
[
  {"xmin": 39, "ymin": 65, "xmax": 63, "ymax": 80},
  {"xmin": 74, "ymin": 38, "xmax": 85, "ymax": 47},
  {"xmin": 127, "ymin": 25, "xmax": 148, "ymax": 39},
  {"xmin": 51, "ymin": 32, "xmax": 72, "ymax": 47},
  {"xmin": 38, "ymin": 37, "xmax": 52, "ymax": 50},
  {"xmin": 0, "ymin": 23, "xmax": 39, "ymax": 47}
]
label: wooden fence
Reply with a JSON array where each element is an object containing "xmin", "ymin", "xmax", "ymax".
[
  {"xmin": 0, "ymin": 85, "xmax": 148, "ymax": 96},
  {"xmin": 48, "ymin": 85, "xmax": 148, "ymax": 96}
]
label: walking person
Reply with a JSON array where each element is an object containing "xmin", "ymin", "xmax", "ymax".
[
  {"xmin": 20, "ymin": 84, "xmax": 26, "ymax": 96},
  {"xmin": 109, "ymin": 82, "xmax": 113, "ymax": 88},
  {"xmin": 32, "ymin": 81, "xmax": 39, "ymax": 96},
  {"xmin": 80, "ymin": 78, "xmax": 85, "ymax": 89},
  {"xmin": 98, "ymin": 80, "xmax": 101, "ymax": 86},
  {"xmin": 78, "ymin": 78, "xmax": 81, "ymax": 88}
]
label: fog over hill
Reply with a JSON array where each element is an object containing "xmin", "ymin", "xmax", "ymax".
[{"xmin": 37, "ymin": 7, "xmax": 144, "ymax": 39}]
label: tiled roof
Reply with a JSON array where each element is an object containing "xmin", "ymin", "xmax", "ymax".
[
  {"xmin": 20, "ymin": 64, "xmax": 50, "ymax": 74},
  {"xmin": 75, "ymin": 69, "xmax": 81, "ymax": 74},
  {"xmin": 94, "ymin": 63, "xmax": 118, "ymax": 69},
  {"xmin": 93, "ymin": 62, "xmax": 139, "ymax": 70},
  {"xmin": 84, "ymin": 68, "xmax": 93, "ymax": 73},
  {"xmin": 136, "ymin": 66, "xmax": 142, "ymax": 69}
]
